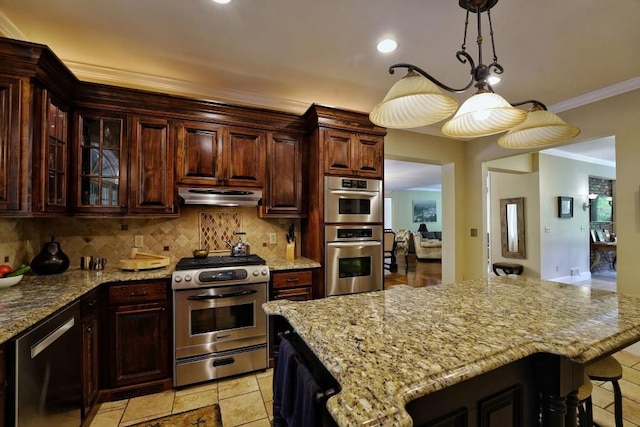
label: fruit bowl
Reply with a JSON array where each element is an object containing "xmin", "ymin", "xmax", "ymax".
[{"xmin": 0, "ymin": 275, "xmax": 23, "ymax": 289}]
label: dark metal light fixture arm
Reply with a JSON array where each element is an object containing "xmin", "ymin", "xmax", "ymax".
[
  {"xmin": 510, "ymin": 99, "xmax": 548, "ymax": 110},
  {"xmin": 388, "ymin": 49, "xmax": 477, "ymax": 93}
]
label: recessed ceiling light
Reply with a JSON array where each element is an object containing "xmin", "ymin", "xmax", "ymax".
[
  {"xmin": 213, "ymin": 0, "xmax": 232, "ymax": 4},
  {"xmin": 377, "ymin": 39, "xmax": 397, "ymax": 53}
]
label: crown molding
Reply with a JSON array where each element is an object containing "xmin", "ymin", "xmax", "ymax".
[
  {"xmin": 65, "ymin": 60, "xmax": 310, "ymax": 114},
  {"xmin": 0, "ymin": 11, "xmax": 28, "ymax": 40},
  {"xmin": 543, "ymin": 147, "xmax": 616, "ymax": 168},
  {"xmin": 549, "ymin": 77, "xmax": 640, "ymax": 113}
]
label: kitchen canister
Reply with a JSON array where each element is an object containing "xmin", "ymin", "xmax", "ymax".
[{"xmin": 31, "ymin": 236, "xmax": 70, "ymax": 275}]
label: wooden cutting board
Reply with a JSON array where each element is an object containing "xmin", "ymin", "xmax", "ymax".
[{"xmin": 120, "ymin": 250, "xmax": 170, "ymax": 271}]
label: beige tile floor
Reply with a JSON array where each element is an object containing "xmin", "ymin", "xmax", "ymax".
[{"xmin": 89, "ymin": 369, "xmax": 274, "ymax": 427}]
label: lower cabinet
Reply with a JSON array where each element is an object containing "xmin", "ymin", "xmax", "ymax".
[
  {"xmin": 271, "ymin": 270, "xmax": 313, "ymax": 301},
  {"xmin": 269, "ymin": 269, "xmax": 314, "ymax": 367},
  {"xmin": 101, "ymin": 279, "xmax": 172, "ymax": 400},
  {"xmin": 82, "ymin": 289, "xmax": 100, "ymax": 418},
  {"xmin": 0, "ymin": 343, "xmax": 5, "ymax": 427}
]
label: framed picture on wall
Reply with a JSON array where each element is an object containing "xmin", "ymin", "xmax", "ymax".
[
  {"xmin": 412, "ymin": 200, "xmax": 437, "ymax": 223},
  {"xmin": 557, "ymin": 196, "xmax": 573, "ymax": 218}
]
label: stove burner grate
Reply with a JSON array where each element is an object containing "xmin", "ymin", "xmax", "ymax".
[{"xmin": 175, "ymin": 254, "xmax": 266, "ymax": 271}]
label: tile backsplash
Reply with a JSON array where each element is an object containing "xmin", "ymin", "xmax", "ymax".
[{"xmin": 0, "ymin": 207, "xmax": 299, "ymax": 269}]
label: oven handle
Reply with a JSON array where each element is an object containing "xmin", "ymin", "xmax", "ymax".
[
  {"xmin": 327, "ymin": 241, "xmax": 381, "ymax": 248},
  {"xmin": 187, "ymin": 289, "xmax": 257, "ymax": 300},
  {"xmin": 329, "ymin": 190, "xmax": 377, "ymax": 197}
]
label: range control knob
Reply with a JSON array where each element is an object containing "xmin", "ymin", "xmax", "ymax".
[
  {"xmin": 185, "ymin": 275, "xmax": 192, "ymax": 282},
  {"xmin": 174, "ymin": 276, "xmax": 182, "ymax": 282},
  {"xmin": 252, "ymin": 270, "xmax": 260, "ymax": 276},
  {"xmin": 261, "ymin": 268, "xmax": 269, "ymax": 276}
]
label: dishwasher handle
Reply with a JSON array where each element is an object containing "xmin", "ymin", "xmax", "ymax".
[{"xmin": 31, "ymin": 317, "xmax": 75, "ymax": 359}]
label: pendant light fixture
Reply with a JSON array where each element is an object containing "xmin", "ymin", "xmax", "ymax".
[{"xmin": 369, "ymin": 0, "xmax": 580, "ymax": 148}]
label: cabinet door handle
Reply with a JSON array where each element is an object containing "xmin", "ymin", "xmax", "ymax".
[
  {"xmin": 286, "ymin": 278, "xmax": 300, "ymax": 282},
  {"xmin": 129, "ymin": 291, "xmax": 148, "ymax": 297},
  {"xmin": 86, "ymin": 326, "xmax": 93, "ymax": 333}
]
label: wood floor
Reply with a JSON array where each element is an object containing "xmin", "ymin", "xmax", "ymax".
[{"xmin": 384, "ymin": 253, "xmax": 442, "ymax": 289}]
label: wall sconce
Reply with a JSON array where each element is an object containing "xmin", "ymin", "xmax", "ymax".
[{"xmin": 583, "ymin": 193, "xmax": 598, "ymax": 211}]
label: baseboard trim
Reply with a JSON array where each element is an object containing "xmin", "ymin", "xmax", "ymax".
[{"xmin": 547, "ymin": 272, "xmax": 592, "ymax": 284}]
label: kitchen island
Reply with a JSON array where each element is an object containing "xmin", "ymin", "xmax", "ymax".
[{"xmin": 263, "ymin": 277, "xmax": 640, "ymax": 427}]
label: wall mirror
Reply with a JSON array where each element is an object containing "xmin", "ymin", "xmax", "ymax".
[{"xmin": 500, "ymin": 197, "xmax": 526, "ymax": 259}]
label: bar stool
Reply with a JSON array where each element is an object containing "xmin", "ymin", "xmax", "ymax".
[
  {"xmin": 577, "ymin": 373, "xmax": 594, "ymax": 426},
  {"xmin": 585, "ymin": 356, "xmax": 623, "ymax": 427}
]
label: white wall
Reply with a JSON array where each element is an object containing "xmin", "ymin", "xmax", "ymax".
[
  {"xmin": 387, "ymin": 190, "xmax": 442, "ymax": 233},
  {"xmin": 537, "ymin": 154, "xmax": 616, "ymax": 281},
  {"xmin": 489, "ymin": 171, "xmax": 540, "ymax": 277}
]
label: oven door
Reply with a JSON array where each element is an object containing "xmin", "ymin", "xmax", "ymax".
[
  {"xmin": 174, "ymin": 283, "xmax": 267, "ymax": 359},
  {"xmin": 324, "ymin": 189, "xmax": 382, "ymax": 223},
  {"xmin": 325, "ymin": 240, "xmax": 383, "ymax": 296}
]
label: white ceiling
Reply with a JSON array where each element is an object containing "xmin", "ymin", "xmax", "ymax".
[{"xmin": 0, "ymin": 0, "xmax": 631, "ymax": 190}]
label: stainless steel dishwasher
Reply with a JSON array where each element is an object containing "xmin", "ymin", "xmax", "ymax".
[{"xmin": 10, "ymin": 301, "xmax": 82, "ymax": 426}]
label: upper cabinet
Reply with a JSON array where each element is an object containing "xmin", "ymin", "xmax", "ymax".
[
  {"xmin": 33, "ymin": 88, "xmax": 71, "ymax": 214},
  {"xmin": 72, "ymin": 111, "xmax": 127, "ymax": 214},
  {"xmin": 259, "ymin": 132, "xmax": 305, "ymax": 218},
  {"xmin": 0, "ymin": 75, "xmax": 26, "ymax": 213},
  {"xmin": 176, "ymin": 122, "xmax": 265, "ymax": 188},
  {"xmin": 323, "ymin": 129, "xmax": 383, "ymax": 178},
  {"xmin": 306, "ymin": 104, "xmax": 386, "ymax": 180},
  {"xmin": 129, "ymin": 116, "xmax": 177, "ymax": 215}
]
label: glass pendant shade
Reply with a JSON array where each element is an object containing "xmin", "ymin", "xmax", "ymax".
[
  {"xmin": 497, "ymin": 109, "xmax": 581, "ymax": 149},
  {"xmin": 441, "ymin": 92, "xmax": 527, "ymax": 138},
  {"xmin": 369, "ymin": 71, "xmax": 458, "ymax": 128}
]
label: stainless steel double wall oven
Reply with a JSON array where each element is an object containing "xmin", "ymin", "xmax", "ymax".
[
  {"xmin": 172, "ymin": 255, "xmax": 269, "ymax": 387},
  {"xmin": 324, "ymin": 176, "xmax": 384, "ymax": 297}
]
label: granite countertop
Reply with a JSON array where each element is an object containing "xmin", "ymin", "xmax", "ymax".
[
  {"xmin": 263, "ymin": 277, "xmax": 640, "ymax": 427},
  {"xmin": 0, "ymin": 265, "xmax": 175, "ymax": 344},
  {"xmin": 264, "ymin": 256, "xmax": 321, "ymax": 271},
  {"xmin": 0, "ymin": 255, "xmax": 319, "ymax": 345}
]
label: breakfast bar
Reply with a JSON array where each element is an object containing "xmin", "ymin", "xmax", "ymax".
[{"xmin": 263, "ymin": 277, "xmax": 640, "ymax": 427}]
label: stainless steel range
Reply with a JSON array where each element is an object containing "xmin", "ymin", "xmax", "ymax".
[{"xmin": 172, "ymin": 254, "xmax": 269, "ymax": 387}]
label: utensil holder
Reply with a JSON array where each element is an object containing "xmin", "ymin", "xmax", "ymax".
[{"xmin": 286, "ymin": 242, "xmax": 296, "ymax": 261}]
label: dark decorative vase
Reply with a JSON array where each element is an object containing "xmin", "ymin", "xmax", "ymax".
[{"xmin": 31, "ymin": 236, "xmax": 70, "ymax": 275}]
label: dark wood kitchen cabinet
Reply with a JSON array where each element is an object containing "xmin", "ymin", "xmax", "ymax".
[
  {"xmin": 259, "ymin": 132, "xmax": 305, "ymax": 218},
  {"xmin": 81, "ymin": 289, "xmax": 100, "ymax": 418},
  {"xmin": 129, "ymin": 116, "xmax": 177, "ymax": 215},
  {"xmin": 72, "ymin": 111, "xmax": 127, "ymax": 214},
  {"xmin": 32, "ymin": 88, "xmax": 71, "ymax": 213},
  {"xmin": 176, "ymin": 121, "xmax": 265, "ymax": 188},
  {"xmin": 323, "ymin": 129, "xmax": 383, "ymax": 178},
  {"xmin": 0, "ymin": 75, "xmax": 29, "ymax": 214},
  {"xmin": 101, "ymin": 280, "xmax": 172, "ymax": 399},
  {"xmin": 0, "ymin": 342, "xmax": 5, "ymax": 427},
  {"xmin": 271, "ymin": 270, "xmax": 313, "ymax": 301}
]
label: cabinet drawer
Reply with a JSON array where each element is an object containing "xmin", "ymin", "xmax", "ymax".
[
  {"xmin": 273, "ymin": 287, "xmax": 312, "ymax": 301},
  {"xmin": 108, "ymin": 282, "xmax": 168, "ymax": 305},
  {"xmin": 272, "ymin": 271, "xmax": 312, "ymax": 289}
]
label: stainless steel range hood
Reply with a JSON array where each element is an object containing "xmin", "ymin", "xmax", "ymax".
[{"xmin": 178, "ymin": 187, "xmax": 262, "ymax": 206}]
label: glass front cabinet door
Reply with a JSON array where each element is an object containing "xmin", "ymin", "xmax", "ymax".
[
  {"xmin": 72, "ymin": 111, "xmax": 126, "ymax": 213},
  {"xmin": 34, "ymin": 89, "xmax": 70, "ymax": 213}
]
